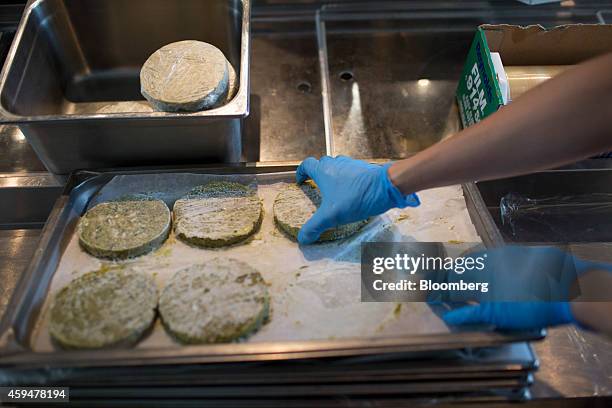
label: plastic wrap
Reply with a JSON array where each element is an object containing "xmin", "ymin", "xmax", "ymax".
[
  {"xmin": 500, "ymin": 192, "xmax": 612, "ymax": 242},
  {"xmin": 140, "ymin": 41, "xmax": 230, "ymax": 112}
]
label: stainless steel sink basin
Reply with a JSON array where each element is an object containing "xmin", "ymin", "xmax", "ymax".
[{"xmin": 316, "ymin": 4, "xmax": 601, "ymax": 161}]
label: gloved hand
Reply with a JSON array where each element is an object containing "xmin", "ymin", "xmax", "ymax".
[
  {"xmin": 295, "ymin": 155, "xmax": 420, "ymax": 244},
  {"xmin": 440, "ymin": 245, "xmax": 612, "ymax": 330},
  {"xmin": 434, "ymin": 245, "xmax": 583, "ymax": 304},
  {"xmin": 443, "ymin": 301, "xmax": 575, "ymax": 330}
]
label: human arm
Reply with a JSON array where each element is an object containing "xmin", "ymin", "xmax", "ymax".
[
  {"xmin": 296, "ymin": 53, "xmax": 612, "ymax": 244},
  {"xmin": 388, "ymin": 52, "xmax": 612, "ymax": 194}
]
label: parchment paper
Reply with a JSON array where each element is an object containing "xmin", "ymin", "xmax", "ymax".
[{"xmin": 32, "ymin": 172, "xmax": 481, "ymax": 351}]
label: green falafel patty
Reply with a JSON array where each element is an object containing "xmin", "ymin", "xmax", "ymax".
[
  {"xmin": 49, "ymin": 267, "xmax": 158, "ymax": 349},
  {"xmin": 159, "ymin": 258, "xmax": 269, "ymax": 344},
  {"xmin": 78, "ymin": 199, "xmax": 171, "ymax": 260},
  {"xmin": 173, "ymin": 182, "xmax": 262, "ymax": 248},
  {"xmin": 273, "ymin": 181, "xmax": 367, "ymax": 242},
  {"xmin": 140, "ymin": 40, "xmax": 229, "ymax": 112}
]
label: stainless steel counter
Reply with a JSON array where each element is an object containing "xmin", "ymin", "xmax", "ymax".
[
  {"xmin": 534, "ymin": 327, "xmax": 612, "ymax": 399},
  {"xmin": 0, "ymin": 0, "xmax": 611, "ymax": 405}
]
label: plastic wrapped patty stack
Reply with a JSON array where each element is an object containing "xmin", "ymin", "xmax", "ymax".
[{"xmin": 140, "ymin": 40, "xmax": 238, "ymax": 112}]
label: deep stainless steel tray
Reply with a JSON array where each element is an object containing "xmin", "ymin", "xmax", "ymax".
[
  {"xmin": 0, "ymin": 0, "xmax": 251, "ymax": 174},
  {"xmin": 462, "ymin": 164, "xmax": 612, "ymax": 249},
  {"xmin": 0, "ymin": 167, "xmax": 543, "ymax": 369}
]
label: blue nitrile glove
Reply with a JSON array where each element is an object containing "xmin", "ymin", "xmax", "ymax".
[
  {"xmin": 437, "ymin": 246, "xmax": 582, "ymax": 304},
  {"xmin": 443, "ymin": 302, "xmax": 575, "ymax": 330},
  {"xmin": 440, "ymin": 245, "xmax": 612, "ymax": 330},
  {"xmin": 295, "ymin": 155, "xmax": 420, "ymax": 244}
]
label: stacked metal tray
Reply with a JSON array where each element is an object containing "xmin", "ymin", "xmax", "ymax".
[{"xmin": 0, "ymin": 343, "xmax": 537, "ymax": 403}]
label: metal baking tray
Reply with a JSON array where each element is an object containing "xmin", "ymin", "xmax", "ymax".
[
  {"xmin": 462, "ymin": 164, "xmax": 612, "ymax": 250},
  {"xmin": 0, "ymin": 167, "xmax": 543, "ymax": 369},
  {"xmin": 0, "ymin": 0, "xmax": 250, "ymax": 174}
]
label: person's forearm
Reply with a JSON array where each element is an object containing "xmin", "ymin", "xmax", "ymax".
[
  {"xmin": 570, "ymin": 269, "xmax": 612, "ymax": 336},
  {"xmin": 571, "ymin": 302, "xmax": 612, "ymax": 337},
  {"xmin": 389, "ymin": 53, "xmax": 612, "ymax": 194}
]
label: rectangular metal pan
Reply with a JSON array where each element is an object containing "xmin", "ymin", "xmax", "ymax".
[
  {"xmin": 0, "ymin": 0, "xmax": 251, "ymax": 174},
  {"xmin": 0, "ymin": 167, "xmax": 543, "ymax": 369},
  {"xmin": 462, "ymin": 164, "xmax": 612, "ymax": 250}
]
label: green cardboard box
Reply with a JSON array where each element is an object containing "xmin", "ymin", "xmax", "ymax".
[{"xmin": 456, "ymin": 24, "xmax": 612, "ymax": 128}]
